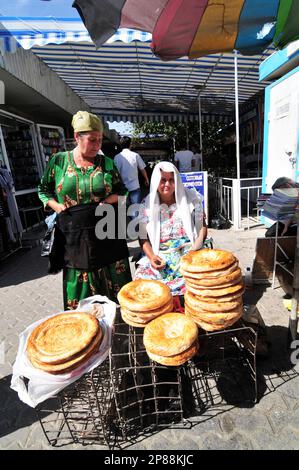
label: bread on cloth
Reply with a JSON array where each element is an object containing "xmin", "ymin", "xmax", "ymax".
[
  {"xmin": 117, "ymin": 279, "xmax": 172, "ymax": 312},
  {"xmin": 27, "ymin": 312, "xmax": 102, "ymax": 374},
  {"xmin": 147, "ymin": 340, "xmax": 199, "ymax": 366},
  {"xmin": 28, "ymin": 331, "xmax": 102, "ymax": 374},
  {"xmin": 185, "ymin": 291, "xmax": 242, "ymax": 312},
  {"xmin": 180, "ymin": 249, "xmax": 236, "ymax": 273},
  {"xmin": 143, "ymin": 312, "xmax": 198, "ymax": 357}
]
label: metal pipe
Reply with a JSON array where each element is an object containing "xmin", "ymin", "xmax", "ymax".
[
  {"xmin": 234, "ymin": 50, "xmax": 241, "ymax": 180},
  {"xmin": 198, "ymin": 92, "xmax": 203, "ymax": 169}
]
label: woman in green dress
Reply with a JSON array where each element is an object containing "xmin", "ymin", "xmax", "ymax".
[{"xmin": 38, "ymin": 111, "xmax": 132, "ymax": 309}]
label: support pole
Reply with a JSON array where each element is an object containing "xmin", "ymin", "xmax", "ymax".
[
  {"xmin": 234, "ymin": 50, "xmax": 241, "ymax": 229},
  {"xmin": 288, "ymin": 209, "xmax": 299, "ymax": 345},
  {"xmin": 234, "ymin": 50, "xmax": 241, "ymax": 180},
  {"xmin": 198, "ymin": 92, "xmax": 203, "ymax": 169}
]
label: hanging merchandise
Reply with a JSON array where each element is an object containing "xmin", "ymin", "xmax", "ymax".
[
  {"xmin": 0, "ymin": 167, "xmax": 23, "ymax": 243},
  {"xmin": 1, "ymin": 122, "xmax": 41, "ymax": 192},
  {"xmin": 36, "ymin": 125, "xmax": 66, "ymax": 170}
]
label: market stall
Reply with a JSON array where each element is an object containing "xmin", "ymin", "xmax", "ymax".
[
  {"xmin": 11, "ymin": 250, "xmax": 260, "ymax": 448},
  {"xmin": 36, "ymin": 124, "xmax": 66, "ymax": 171}
]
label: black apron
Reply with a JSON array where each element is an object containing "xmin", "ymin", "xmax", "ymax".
[{"xmin": 57, "ymin": 203, "xmax": 129, "ymax": 270}]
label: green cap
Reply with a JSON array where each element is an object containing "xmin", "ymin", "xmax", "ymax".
[{"xmin": 71, "ymin": 111, "xmax": 103, "ymax": 133}]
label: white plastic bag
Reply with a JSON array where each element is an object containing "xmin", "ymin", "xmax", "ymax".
[{"xmin": 10, "ymin": 295, "xmax": 116, "ymax": 408}]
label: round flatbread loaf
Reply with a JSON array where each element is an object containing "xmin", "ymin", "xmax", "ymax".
[
  {"xmin": 184, "ymin": 268, "xmax": 242, "ymax": 288},
  {"xmin": 28, "ymin": 331, "xmax": 102, "ymax": 374},
  {"xmin": 185, "ymin": 291, "xmax": 242, "ymax": 312},
  {"xmin": 147, "ymin": 340, "xmax": 199, "ymax": 366},
  {"xmin": 121, "ymin": 308, "xmax": 157, "ymax": 322},
  {"xmin": 143, "ymin": 312, "xmax": 198, "ymax": 357},
  {"xmin": 117, "ymin": 280, "xmax": 172, "ymax": 311},
  {"xmin": 185, "ymin": 274, "xmax": 242, "ymax": 291},
  {"xmin": 121, "ymin": 298, "xmax": 173, "ymax": 320},
  {"xmin": 121, "ymin": 309, "xmax": 146, "ymax": 328},
  {"xmin": 185, "ymin": 309, "xmax": 242, "ymax": 331},
  {"xmin": 185, "ymin": 281, "xmax": 244, "ymax": 298},
  {"xmin": 181, "ymin": 249, "xmax": 236, "ymax": 273},
  {"xmin": 186, "ymin": 284, "xmax": 245, "ymax": 301},
  {"xmin": 27, "ymin": 312, "xmax": 101, "ymax": 365},
  {"xmin": 185, "ymin": 304, "xmax": 243, "ymax": 324},
  {"xmin": 180, "ymin": 261, "xmax": 239, "ymax": 280}
]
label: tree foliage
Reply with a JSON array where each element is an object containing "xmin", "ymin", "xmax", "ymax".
[{"xmin": 133, "ymin": 120, "xmax": 234, "ymax": 176}]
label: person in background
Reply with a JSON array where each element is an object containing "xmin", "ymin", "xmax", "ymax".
[
  {"xmin": 174, "ymin": 144, "xmax": 195, "ymax": 172},
  {"xmin": 191, "ymin": 146, "xmax": 203, "ymax": 171},
  {"xmin": 134, "ymin": 161, "xmax": 207, "ymax": 297},
  {"xmin": 38, "ymin": 111, "xmax": 132, "ymax": 309},
  {"xmin": 114, "ymin": 136, "xmax": 149, "ymax": 207}
]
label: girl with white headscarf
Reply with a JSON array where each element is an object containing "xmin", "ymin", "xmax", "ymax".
[{"xmin": 134, "ymin": 161, "xmax": 207, "ymax": 296}]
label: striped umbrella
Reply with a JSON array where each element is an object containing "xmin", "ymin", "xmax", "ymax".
[{"xmin": 74, "ymin": 0, "xmax": 299, "ymax": 60}]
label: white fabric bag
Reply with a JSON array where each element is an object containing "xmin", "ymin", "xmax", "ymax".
[{"xmin": 10, "ymin": 295, "xmax": 116, "ymax": 408}]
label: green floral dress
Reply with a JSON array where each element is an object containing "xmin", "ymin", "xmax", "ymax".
[{"xmin": 38, "ymin": 150, "xmax": 132, "ymax": 309}]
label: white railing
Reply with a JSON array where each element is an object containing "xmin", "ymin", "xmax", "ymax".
[{"xmin": 210, "ymin": 177, "xmax": 262, "ymax": 230}]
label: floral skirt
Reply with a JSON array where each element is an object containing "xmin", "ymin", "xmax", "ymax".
[
  {"xmin": 63, "ymin": 258, "xmax": 132, "ymax": 310},
  {"xmin": 134, "ymin": 239, "xmax": 191, "ymax": 296}
]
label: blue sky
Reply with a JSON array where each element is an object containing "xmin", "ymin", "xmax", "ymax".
[
  {"xmin": 108, "ymin": 121, "xmax": 134, "ymax": 137},
  {"xmin": 0, "ymin": 0, "xmax": 79, "ymax": 17}
]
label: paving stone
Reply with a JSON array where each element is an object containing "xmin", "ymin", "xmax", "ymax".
[
  {"xmin": 145, "ymin": 433, "xmax": 199, "ymax": 450},
  {"xmin": 251, "ymin": 427, "xmax": 299, "ymax": 450},
  {"xmin": 202, "ymin": 432, "xmax": 253, "ymax": 450},
  {"xmin": 255, "ymin": 391, "xmax": 290, "ymax": 413},
  {"xmin": 225, "ymin": 407, "xmax": 273, "ymax": 434},
  {"xmin": 187, "ymin": 415, "xmax": 221, "ymax": 435},
  {"xmin": 1, "ymin": 233, "xmax": 299, "ymax": 450},
  {"xmin": 267, "ymin": 408, "xmax": 299, "ymax": 436},
  {"xmin": 219, "ymin": 414, "xmax": 236, "ymax": 434}
]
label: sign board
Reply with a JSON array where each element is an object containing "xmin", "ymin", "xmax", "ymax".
[{"xmin": 180, "ymin": 171, "xmax": 208, "ymax": 221}]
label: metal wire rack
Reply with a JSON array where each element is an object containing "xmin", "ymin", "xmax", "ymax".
[
  {"xmin": 36, "ymin": 310, "xmax": 258, "ymax": 448},
  {"xmin": 109, "ymin": 311, "xmax": 258, "ymax": 445},
  {"xmin": 109, "ymin": 313, "xmax": 186, "ymax": 444},
  {"xmin": 36, "ymin": 361, "xmax": 115, "ymax": 447}
]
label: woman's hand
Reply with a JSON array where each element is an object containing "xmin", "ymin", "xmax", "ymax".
[
  {"xmin": 47, "ymin": 199, "xmax": 67, "ymax": 214},
  {"xmin": 281, "ymin": 218, "xmax": 292, "ymax": 236},
  {"xmin": 54, "ymin": 203, "xmax": 67, "ymax": 214},
  {"xmin": 150, "ymin": 255, "xmax": 166, "ymax": 270},
  {"xmin": 99, "ymin": 194, "xmax": 118, "ymax": 205}
]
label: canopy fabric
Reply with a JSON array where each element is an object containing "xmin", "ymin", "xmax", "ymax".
[
  {"xmin": 0, "ymin": 16, "xmax": 152, "ymax": 53},
  {"xmin": 31, "ymin": 40, "xmax": 272, "ymax": 122},
  {"xmin": 0, "ymin": 3, "xmax": 273, "ymax": 122},
  {"xmin": 74, "ymin": 0, "xmax": 299, "ymax": 60}
]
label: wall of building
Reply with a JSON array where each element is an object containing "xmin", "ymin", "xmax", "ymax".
[{"xmin": 0, "ymin": 47, "xmax": 90, "ymax": 117}]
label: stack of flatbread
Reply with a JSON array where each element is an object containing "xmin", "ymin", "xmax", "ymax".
[
  {"xmin": 117, "ymin": 279, "xmax": 173, "ymax": 327},
  {"xmin": 27, "ymin": 312, "xmax": 102, "ymax": 374},
  {"xmin": 144, "ymin": 312, "xmax": 199, "ymax": 366},
  {"xmin": 180, "ymin": 249, "xmax": 244, "ymax": 331}
]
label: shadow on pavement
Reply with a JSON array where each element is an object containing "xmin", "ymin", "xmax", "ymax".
[
  {"xmin": 257, "ymin": 325, "xmax": 299, "ymax": 397},
  {"xmin": 0, "ymin": 246, "xmax": 50, "ymax": 288},
  {"xmin": 0, "ymin": 374, "xmax": 51, "ymax": 439}
]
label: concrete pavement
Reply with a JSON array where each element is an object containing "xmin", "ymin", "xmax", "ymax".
[{"xmin": 0, "ymin": 226, "xmax": 298, "ymax": 450}]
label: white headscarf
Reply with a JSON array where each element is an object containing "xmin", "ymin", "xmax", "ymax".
[{"xmin": 144, "ymin": 161, "xmax": 202, "ymax": 254}]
